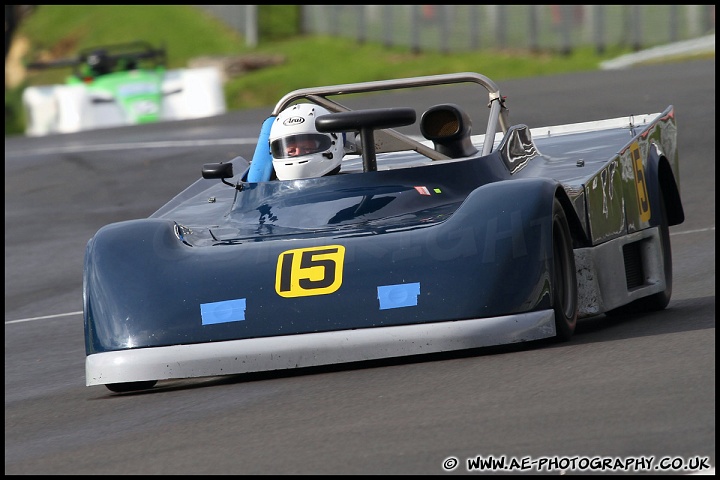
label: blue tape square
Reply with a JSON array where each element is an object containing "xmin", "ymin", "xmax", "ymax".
[
  {"xmin": 200, "ymin": 298, "xmax": 247, "ymax": 325},
  {"xmin": 377, "ymin": 282, "xmax": 420, "ymax": 310}
]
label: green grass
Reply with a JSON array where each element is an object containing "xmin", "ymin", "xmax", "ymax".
[
  {"xmin": 18, "ymin": 5, "xmax": 246, "ymax": 58},
  {"xmin": 226, "ymin": 36, "xmax": 630, "ymax": 110},
  {"xmin": 5, "ymin": 5, "xmax": 707, "ymax": 136}
]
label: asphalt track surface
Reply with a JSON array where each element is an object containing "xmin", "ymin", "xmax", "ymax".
[{"xmin": 4, "ymin": 59, "xmax": 715, "ymax": 475}]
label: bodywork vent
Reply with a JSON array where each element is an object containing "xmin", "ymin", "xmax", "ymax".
[{"xmin": 623, "ymin": 241, "xmax": 644, "ymax": 289}]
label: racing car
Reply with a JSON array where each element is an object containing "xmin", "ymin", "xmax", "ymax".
[
  {"xmin": 83, "ymin": 72, "xmax": 683, "ymax": 393},
  {"xmin": 22, "ymin": 41, "xmax": 226, "ymax": 136}
]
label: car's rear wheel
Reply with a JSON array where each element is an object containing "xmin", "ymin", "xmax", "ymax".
[
  {"xmin": 552, "ymin": 198, "xmax": 578, "ymax": 341},
  {"xmin": 105, "ymin": 380, "xmax": 157, "ymax": 393}
]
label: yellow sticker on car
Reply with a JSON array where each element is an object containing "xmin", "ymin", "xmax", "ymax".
[
  {"xmin": 630, "ymin": 141, "xmax": 651, "ymax": 223},
  {"xmin": 276, "ymin": 245, "xmax": 345, "ymax": 297}
]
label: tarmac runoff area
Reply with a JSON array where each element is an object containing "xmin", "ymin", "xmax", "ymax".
[{"xmin": 600, "ymin": 34, "xmax": 715, "ymax": 70}]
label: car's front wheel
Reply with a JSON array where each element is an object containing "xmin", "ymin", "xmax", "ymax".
[{"xmin": 551, "ymin": 197, "xmax": 578, "ymax": 341}]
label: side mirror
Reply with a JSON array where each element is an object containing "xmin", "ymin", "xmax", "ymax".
[{"xmin": 202, "ymin": 162, "xmax": 235, "ymax": 187}]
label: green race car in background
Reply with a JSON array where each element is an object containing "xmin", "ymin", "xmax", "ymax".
[{"xmin": 22, "ymin": 42, "xmax": 226, "ymax": 136}]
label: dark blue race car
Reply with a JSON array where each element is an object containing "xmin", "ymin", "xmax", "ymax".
[{"xmin": 83, "ymin": 72, "xmax": 683, "ymax": 392}]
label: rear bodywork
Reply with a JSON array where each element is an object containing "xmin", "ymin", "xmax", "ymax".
[{"xmin": 83, "ymin": 72, "xmax": 682, "ymax": 388}]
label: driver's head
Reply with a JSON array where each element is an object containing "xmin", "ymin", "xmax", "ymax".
[
  {"xmin": 86, "ymin": 49, "xmax": 112, "ymax": 76},
  {"xmin": 269, "ymin": 104, "xmax": 344, "ymax": 180}
]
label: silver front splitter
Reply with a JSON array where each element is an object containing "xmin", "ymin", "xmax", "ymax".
[{"xmin": 86, "ymin": 310, "xmax": 555, "ymax": 386}]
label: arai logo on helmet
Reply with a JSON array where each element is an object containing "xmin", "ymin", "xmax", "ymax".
[{"xmin": 283, "ymin": 116, "xmax": 305, "ymax": 126}]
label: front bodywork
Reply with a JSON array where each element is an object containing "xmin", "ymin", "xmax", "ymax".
[{"xmin": 83, "ymin": 73, "xmax": 682, "ymax": 387}]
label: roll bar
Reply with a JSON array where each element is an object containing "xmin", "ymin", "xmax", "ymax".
[{"xmin": 271, "ymin": 72, "xmax": 509, "ymax": 157}]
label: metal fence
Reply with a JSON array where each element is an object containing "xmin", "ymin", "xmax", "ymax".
[{"xmin": 198, "ymin": 5, "xmax": 715, "ymax": 55}]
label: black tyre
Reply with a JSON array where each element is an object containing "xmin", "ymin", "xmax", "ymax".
[
  {"xmin": 552, "ymin": 198, "xmax": 578, "ymax": 341},
  {"xmin": 608, "ymin": 193, "xmax": 672, "ymax": 314},
  {"xmin": 106, "ymin": 380, "xmax": 157, "ymax": 393}
]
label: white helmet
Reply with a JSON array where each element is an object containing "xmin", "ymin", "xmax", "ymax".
[{"xmin": 269, "ymin": 103, "xmax": 344, "ymax": 180}]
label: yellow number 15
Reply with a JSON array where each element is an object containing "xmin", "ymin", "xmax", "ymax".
[{"xmin": 275, "ymin": 245, "xmax": 345, "ymax": 298}]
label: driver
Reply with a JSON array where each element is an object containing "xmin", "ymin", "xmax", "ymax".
[
  {"xmin": 269, "ymin": 103, "xmax": 345, "ymax": 180},
  {"xmin": 86, "ymin": 49, "xmax": 114, "ymax": 76}
]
